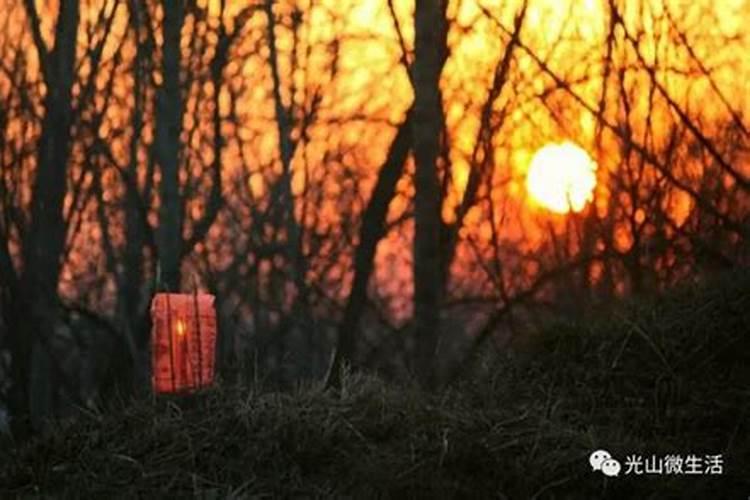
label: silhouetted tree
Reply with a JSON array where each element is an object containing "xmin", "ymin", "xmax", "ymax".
[
  {"xmin": 6, "ymin": 0, "xmax": 80, "ymax": 438},
  {"xmin": 411, "ymin": 0, "xmax": 448, "ymax": 387}
]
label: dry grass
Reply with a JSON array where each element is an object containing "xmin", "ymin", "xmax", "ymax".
[{"xmin": 1, "ymin": 270, "xmax": 749, "ymax": 499}]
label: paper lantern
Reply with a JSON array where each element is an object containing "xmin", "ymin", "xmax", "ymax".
[{"xmin": 150, "ymin": 293, "xmax": 217, "ymax": 394}]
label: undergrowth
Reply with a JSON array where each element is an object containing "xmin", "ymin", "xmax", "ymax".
[{"xmin": 1, "ymin": 271, "xmax": 748, "ymax": 498}]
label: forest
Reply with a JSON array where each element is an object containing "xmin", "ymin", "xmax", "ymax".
[{"xmin": 0, "ymin": 0, "xmax": 748, "ymax": 496}]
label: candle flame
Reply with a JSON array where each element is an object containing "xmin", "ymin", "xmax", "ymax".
[{"xmin": 176, "ymin": 319, "xmax": 186, "ymax": 338}]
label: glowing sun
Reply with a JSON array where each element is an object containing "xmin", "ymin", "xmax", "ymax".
[{"xmin": 526, "ymin": 142, "xmax": 597, "ymax": 213}]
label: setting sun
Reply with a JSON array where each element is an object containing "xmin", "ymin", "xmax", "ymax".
[{"xmin": 526, "ymin": 142, "xmax": 597, "ymax": 214}]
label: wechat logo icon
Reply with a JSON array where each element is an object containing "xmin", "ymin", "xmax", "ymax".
[{"xmin": 589, "ymin": 449, "xmax": 621, "ymax": 477}]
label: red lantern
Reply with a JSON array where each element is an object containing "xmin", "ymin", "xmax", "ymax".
[{"xmin": 150, "ymin": 293, "xmax": 217, "ymax": 394}]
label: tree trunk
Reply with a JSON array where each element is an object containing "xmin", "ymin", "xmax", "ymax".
[
  {"xmin": 326, "ymin": 108, "xmax": 413, "ymax": 387},
  {"xmin": 112, "ymin": 0, "xmax": 152, "ymax": 398},
  {"xmin": 8, "ymin": 0, "xmax": 80, "ymax": 439},
  {"xmin": 155, "ymin": 1, "xmax": 186, "ymax": 292},
  {"xmin": 411, "ymin": 0, "xmax": 447, "ymax": 388}
]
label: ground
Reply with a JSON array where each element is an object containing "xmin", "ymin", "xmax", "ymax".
[{"xmin": 1, "ymin": 270, "xmax": 749, "ymax": 498}]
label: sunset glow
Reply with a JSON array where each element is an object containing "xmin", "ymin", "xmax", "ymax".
[{"xmin": 526, "ymin": 142, "xmax": 597, "ymax": 214}]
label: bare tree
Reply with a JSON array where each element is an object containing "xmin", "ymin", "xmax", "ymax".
[
  {"xmin": 411, "ymin": 0, "xmax": 448, "ymax": 387},
  {"xmin": 327, "ymin": 108, "xmax": 413, "ymax": 386},
  {"xmin": 3, "ymin": 0, "xmax": 80, "ymax": 438},
  {"xmin": 154, "ymin": 1, "xmax": 186, "ymax": 292}
]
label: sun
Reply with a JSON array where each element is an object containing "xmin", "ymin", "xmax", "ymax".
[{"xmin": 526, "ymin": 142, "xmax": 597, "ymax": 213}]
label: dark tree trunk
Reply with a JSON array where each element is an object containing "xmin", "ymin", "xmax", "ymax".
[
  {"xmin": 411, "ymin": 0, "xmax": 448, "ymax": 388},
  {"xmin": 108, "ymin": 0, "xmax": 154, "ymax": 399},
  {"xmin": 327, "ymin": 109, "xmax": 413, "ymax": 387},
  {"xmin": 6, "ymin": 299, "xmax": 32, "ymax": 439},
  {"xmin": 155, "ymin": 1, "xmax": 186, "ymax": 292},
  {"xmin": 8, "ymin": 0, "xmax": 80, "ymax": 439}
]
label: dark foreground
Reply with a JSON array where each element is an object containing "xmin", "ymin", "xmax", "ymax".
[{"xmin": 1, "ymin": 272, "xmax": 749, "ymax": 499}]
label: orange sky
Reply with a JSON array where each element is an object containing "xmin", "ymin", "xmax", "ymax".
[{"xmin": 2, "ymin": 0, "xmax": 749, "ymax": 312}]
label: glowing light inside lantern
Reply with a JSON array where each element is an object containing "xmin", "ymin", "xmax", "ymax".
[{"xmin": 176, "ymin": 319, "xmax": 186, "ymax": 337}]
